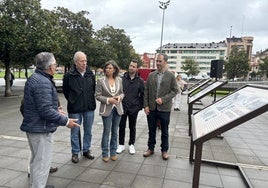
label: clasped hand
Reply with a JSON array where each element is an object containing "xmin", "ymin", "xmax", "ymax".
[{"xmin": 109, "ymin": 96, "xmax": 121, "ymax": 104}]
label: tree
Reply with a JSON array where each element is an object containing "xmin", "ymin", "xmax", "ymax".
[
  {"xmin": 181, "ymin": 58, "xmax": 199, "ymax": 77},
  {"xmin": 259, "ymin": 56, "xmax": 268, "ymax": 79},
  {"xmin": 0, "ymin": 0, "xmax": 41, "ymax": 96},
  {"xmin": 94, "ymin": 25, "xmax": 133, "ymax": 69},
  {"xmin": 225, "ymin": 46, "xmax": 250, "ymax": 80},
  {"xmin": 54, "ymin": 7, "xmax": 93, "ymax": 70},
  {"xmin": 0, "ymin": 0, "xmax": 63, "ymax": 96}
]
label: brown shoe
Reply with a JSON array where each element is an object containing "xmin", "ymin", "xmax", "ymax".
[
  {"xmin": 111, "ymin": 155, "xmax": 117, "ymax": 161},
  {"xmin": 143, "ymin": 149, "xmax": 154, "ymax": 157},
  {"xmin": 102, "ymin": 157, "xmax": 109, "ymax": 162},
  {"xmin": 162, "ymin": 152, "xmax": 169, "ymax": 160}
]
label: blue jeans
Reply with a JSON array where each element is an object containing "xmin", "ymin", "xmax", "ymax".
[
  {"xmin": 101, "ymin": 108, "xmax": 121, "ymax": 157},
  {"xmin": 147, "ymin": 109, "xmax": 170, "ymax": 152},
  {"xmin": 69, "ymin": 111, "xmax": 94, "ymax": 154}
]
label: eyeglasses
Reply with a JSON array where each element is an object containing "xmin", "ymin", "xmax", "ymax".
[
  {"xmin": 78, "ymin": 60, "xmax": 87, "ymax": 63},
  {"xmin": 156, "ymin": 60, "xmax": 162, "ymax": 62},
  {"xmin": 50, "ymin": 63, "xmax": 58, "ymax": 67}
]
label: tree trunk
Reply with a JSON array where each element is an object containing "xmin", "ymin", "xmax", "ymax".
[
  {"xmin": 3, "ymin": 44, "xmax": 12, "ymax": 97},
  {"xmin": 4, "ymin": 67, "xmax": 12, "ymax": 97}
]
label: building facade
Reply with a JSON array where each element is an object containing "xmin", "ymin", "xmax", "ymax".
[
  {"xmin": 140, "ymin": 53, "xmax": 156, "ymax": 68},
  {"xmin": 226, "ymin": 36, "xmax": 254, "ymax": 61},
  {"xmin": 156, "ymin": 42, "xmax": 227, "ymax": 75}
]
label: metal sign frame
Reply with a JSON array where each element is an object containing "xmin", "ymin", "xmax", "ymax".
[{"xmin": 189, "ymin": 84, "xmax": 268, "ymax": 188}]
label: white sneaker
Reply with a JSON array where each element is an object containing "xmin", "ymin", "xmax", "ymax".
[
  {"xmin": 116, "ymin": 145, "xmax": 125, "ymax": 154},
  {"xmin": 129, "ymin": 144, "xmax": 135, "ymax": 154}
]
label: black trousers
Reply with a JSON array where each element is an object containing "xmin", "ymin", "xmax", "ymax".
[
  {"xmin": 146, "ymin": 109, "xmax": 170, "ymax": 152},
  {"xmin": 118, "ymin": 111, "xmax": 139, "ymax": 145}
]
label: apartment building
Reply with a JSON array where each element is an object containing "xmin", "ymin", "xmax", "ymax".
[
  {"xmin": 250, "ymin": 49, "xmax": 268, "ymax": 80},
  {"xmin": 156, "ymin": 42, "xmax": 227, "ymax": 74},
  {"xmin": 226, "ymin": 36, "xmax": 254, "ymax": 61}
]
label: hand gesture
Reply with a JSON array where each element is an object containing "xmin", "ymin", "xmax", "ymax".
[{"xmin": 66, "ymin": 118, "xmax": 80, "ymax": 128}]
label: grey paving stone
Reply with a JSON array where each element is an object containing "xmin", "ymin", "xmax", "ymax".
[
  {"xmin": 66, "ymin": 180, "xmax": 99, "ymax": 188},
  {"xmin": 165, "ymin": 168, "xmax": 192, "ymax": 183},
  {"xmin": 167, "ymin": 158, "xmax": 193, "ymax": 171},
  {"xmin": 0, "ymin": 169, "xmax": 23, "ymax": 186},
  {"xmin": 3, "ymin": 172, "xmax": 29, "ymax": 188},
  {"xmin": 199, "ymin": 172, "xmax": 222, "ymax": 187},
  {"xmin": 163, "ymin": 179, "xmax": 192, "ymax": 188},
  {"xmin": 250, "ymin": 179, "xmax": 268, "ymax": 188},
  {"xmin": 6, "ymin": 158, "xmax": 28, "ymax": 172},
  {"xmin": 236, "ymin": 155, "xmax": 263, "ymax": 165},
  {"xmin": 218, "ymin": 167, "xmax": 241, "ymax": 177},
  {"xmin": 113, "ymin": 160, "xmax": 141, "ymax": 174},
  {"xmin": 0, "ymin": 156, "xmax": 21, "ymax": 169},
  {"xmin": 46, "ymin": 176, "xmax": 72, "ymax": 188},
  {"xmin": 138, "ymin": 164, "xmax": 166, "ymax": 178},
  {"xmin": 220, "ymin": 174, "xmax": 247, "ymax": 188},
  {"xmin": 120, "ymin": 152, "xmax": 145, "ymax": 164},
  {"xmin": 52, "ymin": 164, "xmax": 86, "ymax": 179},
  {"xmin": 102, "ymin": 171, "xmax": 135, "ymax": 187},
  {"xmin": 243, "ymin": 167, "xmax": 268, "ymax": 181},
  {"xmin": 131, "ymin": 175, "xmax": 163, "ymax": 188},
  {"xmin": 76, "ymin": 168, "xmax": 110, "ymax": 184}
]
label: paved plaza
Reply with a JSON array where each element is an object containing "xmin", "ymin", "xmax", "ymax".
[{"xmin": 0, "ymin": 79, "xmax": 268, "ymax": 188}]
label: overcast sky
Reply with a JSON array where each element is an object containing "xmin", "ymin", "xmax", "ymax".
[{"xmin": 41, "ymin": 0, "xmax": 268, "ymax": 54}]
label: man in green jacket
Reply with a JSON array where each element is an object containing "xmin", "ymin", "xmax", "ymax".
[{"xmin": 143, "ymin": 53, "xmax": 178, "ymax": 160}]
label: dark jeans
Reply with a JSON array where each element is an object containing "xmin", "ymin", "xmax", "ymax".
[
  {"xmin": 118, "ymin": 111, "xmax": 139, "ymax": 145},
  {"xmin": 146, "ymin": 109, "xmax": 170, "ymax": 152}
]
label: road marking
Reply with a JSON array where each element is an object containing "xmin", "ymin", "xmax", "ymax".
[{"xmin": 0, "ymin": 135, "xmax": 27, "ymax": 141}]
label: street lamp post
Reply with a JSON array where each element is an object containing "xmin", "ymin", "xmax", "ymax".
[{"xmin": 159, "ymin": 0, "xmax": 170, "ymax": 53}]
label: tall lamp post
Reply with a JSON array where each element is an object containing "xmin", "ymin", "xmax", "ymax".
[{"xmin": 159, "ymin": 0, "xmax": 170, "ymax": 53}]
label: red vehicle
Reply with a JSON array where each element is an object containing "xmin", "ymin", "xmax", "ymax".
[{"xmin": 138, "ymin": 68, "xmax": 156, "ymax": 82}]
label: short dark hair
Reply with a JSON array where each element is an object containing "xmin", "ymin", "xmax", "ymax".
[
  {"xmin": 103, "ymin": 60, "xmax": 120, "ymax": 78},
  {"xmin": 158, "ymin": 53, "xmax": 168, "ymax": 62},
  {"xmin": 131, "ymin": 59, "xmax": 140, "ymax": 68}
]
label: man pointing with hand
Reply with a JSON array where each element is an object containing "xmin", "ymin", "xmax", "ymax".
[{"xmin": 20, "ymin": 52, "xmax": 80, "ymax": 188}]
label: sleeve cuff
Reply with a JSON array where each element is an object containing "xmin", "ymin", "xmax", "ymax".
[{"xmin": 65, "ymin": 119, "xmax": 69, "ymax": 126}]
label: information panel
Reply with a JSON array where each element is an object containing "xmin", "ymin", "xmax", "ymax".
[
  {"xmin": 189, "ymin": 80, "xmax": 227, "ymax": 104},
  {"xmin": 187, "ymin": 78, "xmax": 212, "ymax": 95},
  {"xmin": 192, "ymin": 85, "xmax": 268, "ymax": 141}
]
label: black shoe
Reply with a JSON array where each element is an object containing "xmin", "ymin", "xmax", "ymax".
[
  {"xmin": 71, "ymin": 154, "xmax": 79, "ymax": 163},
  {"xmin": 45, "ymin": 185, "xmax": 54, "ymax": 188},
  {"xmin": 83, "ymin": 150, "xmax": 94, "ymax": 160},
  {"xmin": 49, "ymin": 167, "xmax": 58, "ymax": 173},
  {"xmin": 174, "ymin": 108, "xmax": 180, "ymax": 111},
  {"xmin": 28, "ymin": 166, "xmax": 57, "ymax": 178}
]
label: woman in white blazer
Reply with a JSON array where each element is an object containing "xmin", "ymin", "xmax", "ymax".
[{"xmin": 95, "ymin": 60, "xmax": 124, "ymax": 162}]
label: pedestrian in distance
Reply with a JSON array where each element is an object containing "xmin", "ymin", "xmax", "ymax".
[
  {"xmin": 20, "ymin": 52, "xmax": 80, "ymax": 188},
  {"xmin": 174, "ymin": 74, "xmax": 187, "ymax": 111},
  {"xmin": 62, "ymin": 51, "xmax": 96, "ymax": 164},
  {"xmin": 143, "ymin": 53, "xmax": 179, "ymax": 160},
  {"xmin": 95, "ymin": 60, "xmax": 124, "ymax": 162},
  {"xmin": 116, "ymin": 60, "xmax": 144, "ymax": 155},
  {"xmin": 4, "ymin": 71, "xmax": 15, "ymax": 87}
]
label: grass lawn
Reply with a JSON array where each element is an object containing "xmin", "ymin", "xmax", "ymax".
[{"xmin": 0, "ymin": 71, "xmax": 64, "ymax": 80}]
